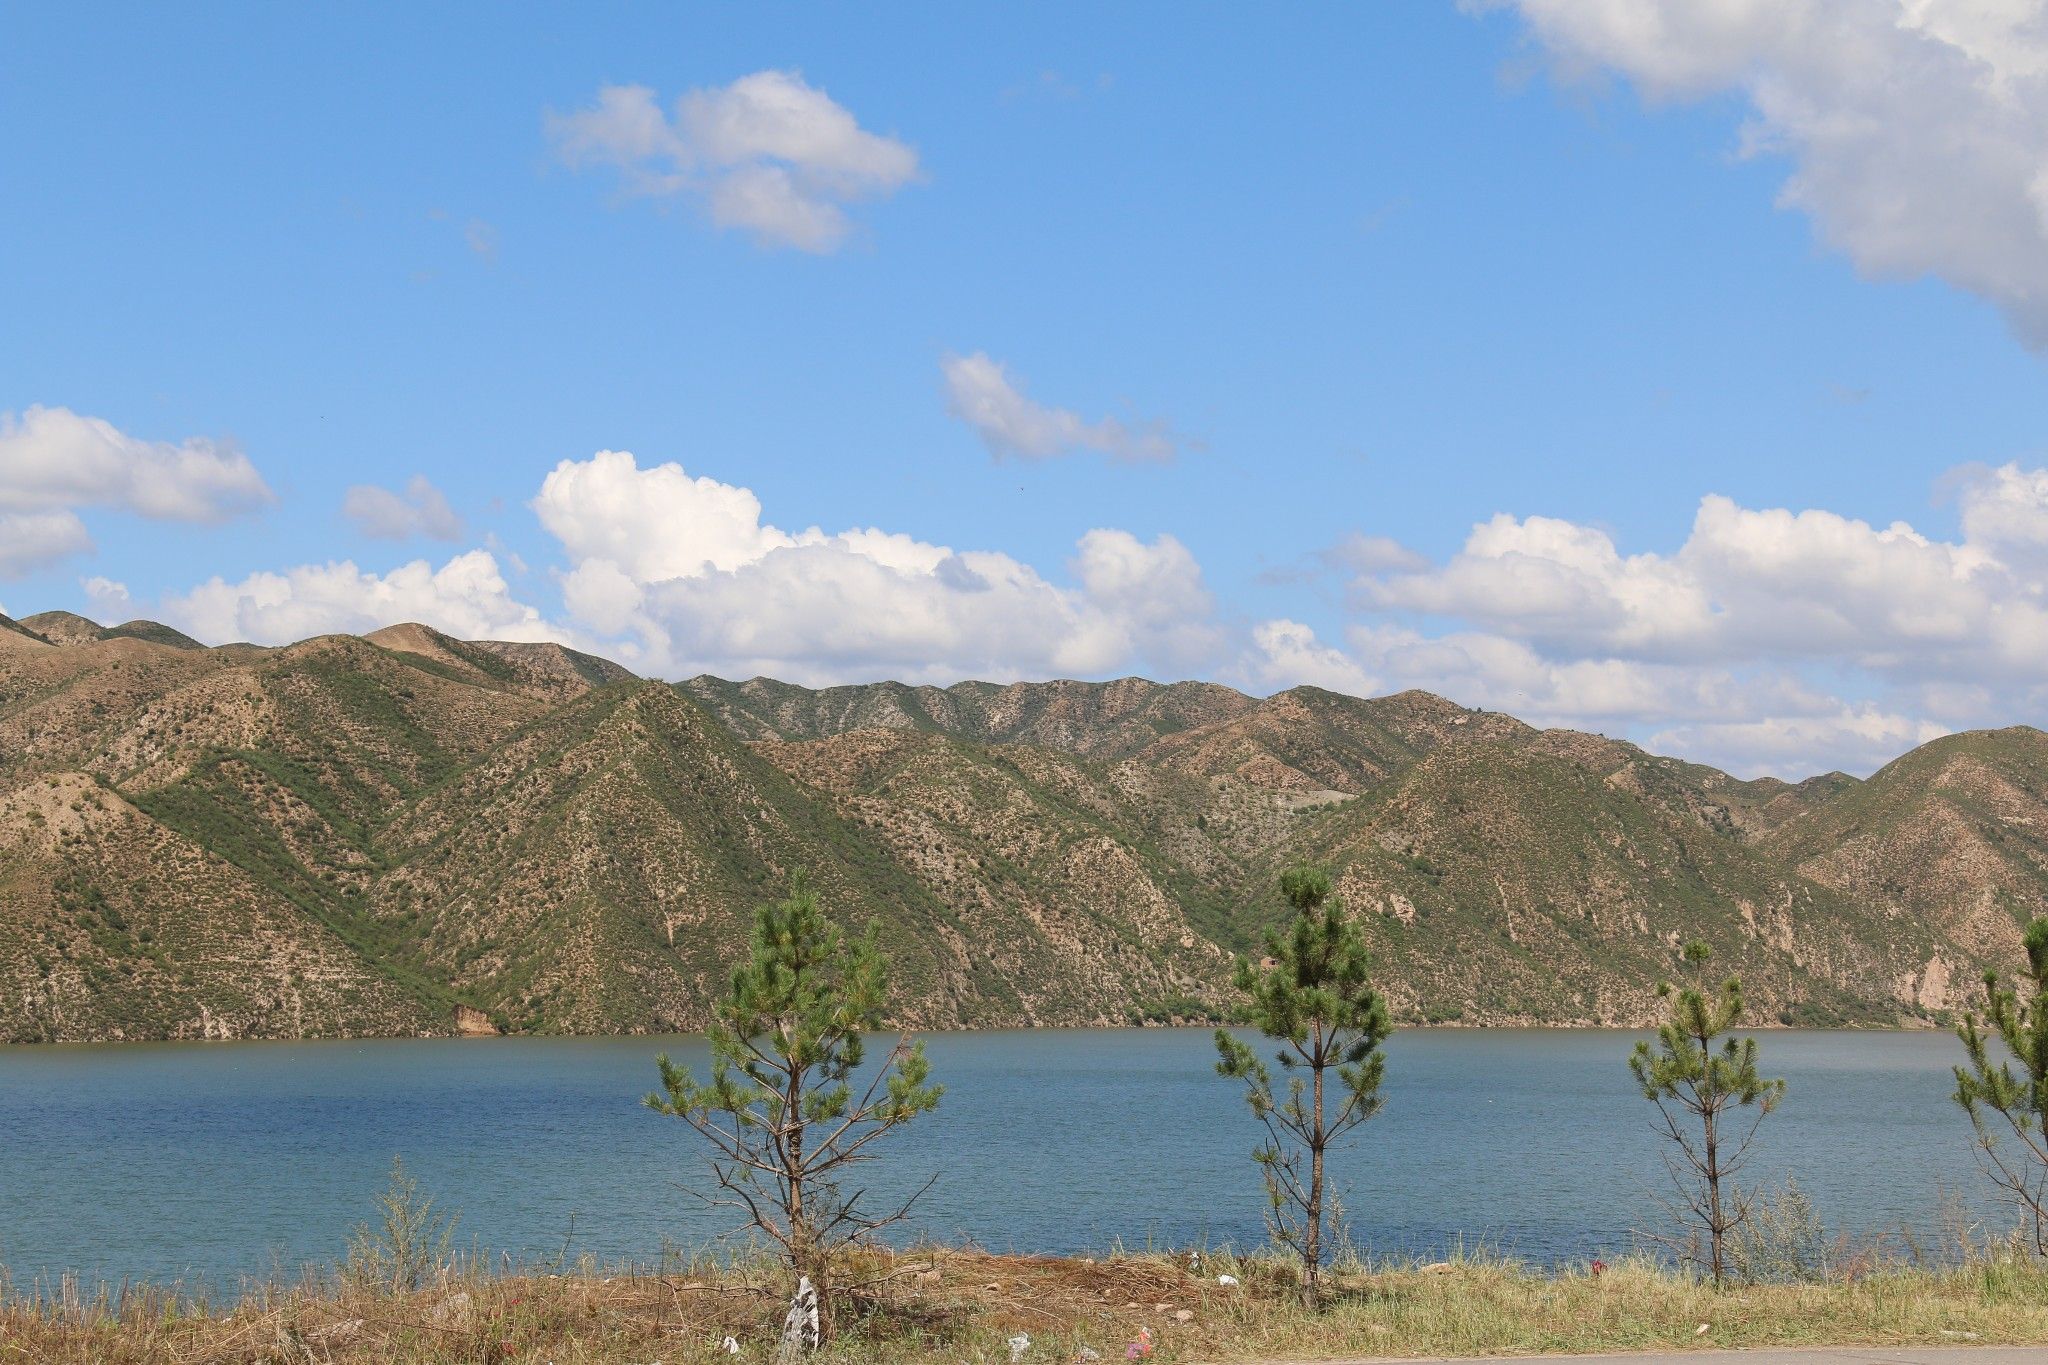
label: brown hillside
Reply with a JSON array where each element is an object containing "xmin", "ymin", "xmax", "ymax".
[{"xmin": 0, "ymin": 619, "xmax": 2041, "ymax": 1039}]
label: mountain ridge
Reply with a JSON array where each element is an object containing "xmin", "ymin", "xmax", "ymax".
[{"xmin": 2, "ymin": 616, "xmax": 2042, "ymax": 1042}]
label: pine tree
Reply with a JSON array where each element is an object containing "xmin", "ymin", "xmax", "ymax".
[
  {"xmin": 1215, "ymin": 865, "xmax": 1390, "ymax": 1308},
  {"xmin": 647, "ymin": 873, "xmax": 943, "ymax": 1332},
  {"xmin": 1953, "ymin": 916, "xmax": 2048, "ymax": 1256},
  {"xmin": 1630, "ymin": 941, "xmax": 1784, "ymax": 1286}
]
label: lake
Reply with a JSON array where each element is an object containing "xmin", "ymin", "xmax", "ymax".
[{"xmin": 0, "ymin": 1027, "xmax": 2001, "ymax": 1288}]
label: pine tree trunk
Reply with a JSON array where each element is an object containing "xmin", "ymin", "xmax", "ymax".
[
  {"xmin": 786, "ymin": 1060, "xmax": 826, "ymax": 1339},
  {"xmin": 1305, "ymin": 1138, "xmax": 1324, "ymax": 1309},
  {"xmin": 1304, "ymin": 1030, "xmax": 1326, "ymax": 1310},
  {"xmin": 1703, "ymin": 1094, "xmax": 1724, "ymax": 1288}
]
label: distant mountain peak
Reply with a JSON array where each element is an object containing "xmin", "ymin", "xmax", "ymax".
[{"xmin": 18, "ymin": 611, "xmax": 204, "ymax": 651}]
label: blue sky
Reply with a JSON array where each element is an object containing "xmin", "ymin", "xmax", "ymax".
[{"xmin": 5, "ymin": 2, "xmax": 2048, "ymax": 778}]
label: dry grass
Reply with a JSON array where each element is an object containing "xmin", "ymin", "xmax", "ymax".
[{"xmin": 3, "ymin": 1244, "xmax": 2047, "ymax": 1364}]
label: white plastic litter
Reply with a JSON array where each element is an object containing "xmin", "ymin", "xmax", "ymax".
[{"xmin": 777, "ymin": 1276, "xmax": 821, "ymax": 1362}]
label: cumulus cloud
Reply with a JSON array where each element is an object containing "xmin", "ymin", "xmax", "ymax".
[
  {"xmin": 1243, "ymin": 619, "xmax": 1382, "ymax": 698},
  {"xmin": 532, "ymin": 450, "xmax": 792, "ymax": 580},
  {"xmin": 0, "ymin": 406, "xmax": 273, "ymax": 574},
  {"xmin": 81, "ymin": 576, "xmax": 132, "ymax": 617},
  {"xmin": 1649, "ymin": 707, "xmax": 1952, "ymax": 780},
  {"xmin": 1233, "ymin": 464, "xmax": 2048, "ymax": 776},
  {"xmin": 0, "ymin": 511, "xmax": 92, "ymax": 579},
  {"xmin": 342, "ymin": 476, "xmax": 466, "ymax": 541},
  {"xmin": 942, "ymin": 352, "xmax": 1179, "ymax": 463},
  {"xmin": 151, "ymin": 445, "xmax": 1222, "ymax": 685},
  {"xmin": 1236, "ymin": 614, "xmax": 1950, "ymax": 778},
  {"xmin": 629, "ymin": 540, "xmax": 1129, "ymax": 684},
  {"xmin": 1953, "ymin": 459, "xmax": 2048, "ymax": 566},
  {"xmin": 0, "ymin": 406, "xmax": 273, "ymax": 521},
  {"xmin": 1479, "ymin": 0, "xmax": 2048, "ymax": 344},
  {"xmin": 529, "ymin": 448, "xmax": 1217, "ymax": 683},
  {"xmin": 547, "ymin": 71, "xmax": 920, "ymax": 251},
  {"xmin": 1355, "ymin": 493, "xmax": 2041, "ymax": 679},
  {"xmin": 162, "ymin": 550, "xmax": 555, "ymax": 647},
  {"xmin": 1072, "ymin": 529, "xmax": 1224, "ymax": 668},
  {"xmin": 132, "ymin": 430, "xmax": 2046, "ymax": 776}
]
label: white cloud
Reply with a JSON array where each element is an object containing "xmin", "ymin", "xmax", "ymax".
[
  {"xmin": 81, "ymin": 576, "xmax": 132, "ymax": 618},
  {"xmin": 1354, "ymin": 492, "xmax": 2047, "ymax": 681},
  {"xmin": 1246, "ymin": 617, "xmax": 1776, "ymax": 727},
  {"xmin": 0, "ymin": 406, "xmax": 272, "ymax": 521},
  {"xmin": 631, "ymin": 540, "xmax": 1128, "ymax": 684},
  {"xmin": 1243, "ymin": 619, "xmax": 1382, "ymax": 697},
  {"xmin": 133, "ymin": 429, "xmax": 2048, "ymax": 777},
  {"xmin": 1231, "ymin": 463, "xmax": 2048, "ymax": 776},
  {"xmin": 1072, "ymin": 529, "xmax": 1223, "ymax": 668},
  {"xmin": 532, "ymin": 449, "xmax": 792, "ymax": 581},
  {"xmin": 1953, "ymin": 459, "xmax": 2048, "ymax": 565},
  {"xmin": 150, "ymin": 447, "xmax": 1223, "ymax": 687},
  {"xmin": 942, "ymin": 352, "xmax": 1179, "ymax": 463},
  {"xmin": 547, "ymin": 71, "xmax": 919, "ymax": 251},
  {"xmin": 0, "ymin": 407, "xmax": 273, "ymax": 574},
  {"xmin": 1649, "ymin": 707, "xmax": 1952, "ymax": 780},
  {"xmin": 0, "ymin": 511, "xmax": 92, "ymax": 579},
  {"xmin": 343, "ymin": 476, "xmax": 466, "ymax": 541},
  {"xmin": 1480, "ymin": 0, "xmax": 2048, "ymax": 343},
  {"xmin": 1323, "ymin": 532, "xmax": 1429, "ymax": 575},
  {"xmin": 528, "ymin": 448, "xmax": 1217, "ymax": 684},
  {"xmin": 162, "ymin": 550, "xmax": 555, "ymax": 646},
  {"xmin": 1237, "ymin": 614, "xmax": 1946, "ymax": 778}
]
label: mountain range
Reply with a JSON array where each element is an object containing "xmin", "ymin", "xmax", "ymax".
[{"xmin": 2, "ymin": 609, "xmax": 2042, "ymax": 1043}]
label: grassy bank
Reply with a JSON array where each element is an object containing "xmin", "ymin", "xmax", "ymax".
[{"xmin": 5, "ymin": 1245, "xmax": 2047, "ymax": 1364}]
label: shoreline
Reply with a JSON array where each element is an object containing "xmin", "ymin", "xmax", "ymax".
[{"xmin": 0, "ymin": 1018, "xmax": 1958, "ymax": 1051}]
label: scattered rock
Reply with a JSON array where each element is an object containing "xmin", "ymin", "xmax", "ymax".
[
  {"xmin": 1172, "ymin": 1309, "xmax": 1194, "ymax": 1324},
  {"xmin": 1216, "ymin": 1273, "xmax": 1239, "ymax": 1287},
  {"xmin": 430, "ymin": 1292, "xmax": 472, "ymax": 1327}
]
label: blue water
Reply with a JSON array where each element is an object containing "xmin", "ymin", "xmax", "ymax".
[{"xmin": 0, "ymin": 1028, "xmax": 1997, "ymax": 1287}]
